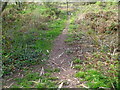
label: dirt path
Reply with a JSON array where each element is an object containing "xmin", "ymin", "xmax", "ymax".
[{"xmin": 47, "ymin": 16, "xmax": 80, "ymax": 88}]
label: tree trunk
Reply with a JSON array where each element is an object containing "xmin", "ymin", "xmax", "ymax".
[
  {"xmin": 67, "ymin": 2, "xmax": 68, "ymax": 15},
  {"xmin": 1, "ymin": 2, "xmax": 8, "ymax": 12}
]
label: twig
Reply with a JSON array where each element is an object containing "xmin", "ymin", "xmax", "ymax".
[
  {"xmin": 57, "ymin": 82, "xmax": 64, "ymax": 90},
  {"xmin": 61, "ymin": 59, "xmax": 65, "ymax": 64},
  {"xmin": 7, "ymin": 78, "xmax": 13, "ymax": 81},
  {"xmin": 112, "ymin": 48, "xmax": 118, "ymax": 56},
  {"xmin": 8, "ymin": 82, "xmax": 14, "ymax": 88},
  {"xmin": 30, "ymin": 80, "xmax": 40, "ymax": 84},
  {"xmin": 80, "ymin": 83, "xmax": 89, "ymax": 88},
  {"xmin": 70, "ymin": 61, "xmax": 73, "ymax": 68},
  {"xmin": 111, "ymin": 82, "xmax": 115, "ymax": 90},
  {"xmin": 21, "ymin": 74, "xmax": 23, "ymax": 78},
  {"xmin": 61, "ymin": 67, "xmax": 66, "ymax": 71},
  {"xmin": 57, "ymin": 52, "xmax": 64, "ymax": 59},
  {"xmin": 18, "ymin": 73, "xmax": 20, "ymax": 76},
  {"xmin": 40, "ymin": 67, "xmax": 44, "ymax": 76},
  {"xmin": 47, "ymin": 50, "xmax": 49, "ymax": 53},
  {"xmin": 99, "ymin": 87, "xmax": 111, "ymax": 89},
  {"xmin": 51, "ymin": 61, "xmax": 59, "ymax": 66}
]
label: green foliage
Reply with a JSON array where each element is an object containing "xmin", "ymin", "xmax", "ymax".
[
  {"xmin": 85, "ymin": 69, "xmax": 111, "ymax": 88},
  {"xmin": 42, "ymin": 2, "xmax": 63, "ymax": 19},
  {"xmin": 64, "ymin": 36, "xmax": 74, "ymax": 43},
  {"xmin": 47, "ymin": 77, "xmax": 59, "ymax": 81},
  {"xmin": 73, "ymin": 65, "xmax": 82, "ymax": 70},
  {"xmin": 45, "ymin": 68, "xmax": 60, "ymax": 73},
  {"xmin": 28, "ymin": 14, "xmax": 66, "ymax": 55},
  {"xmin": 2, "ymin": 3, "xmax": 67, "ymax": 75},
  {"xmin": 75, "ymin": 69, "xmax": 118, "ymax": 88},
  {"xmin": 73, "ymin": 59, "xmax": 82, "ymax": 64},
  {"xmin": 44, "ymin": 73, "xmax": 51, "ymax": 77},
  {"xmin": 65, "ymin": 33, "xmax": 82, "ymax": 44},
  {"xmin": 75, "ymin": 71, "xmax": 85, "ymax": 78},
  {"xmin": 12, "ymin": 71, "xmax": 58, "ymax": 88},
  {"xmin": 96, "ymin": 1, "xmax": 102, "ymax": 6}
]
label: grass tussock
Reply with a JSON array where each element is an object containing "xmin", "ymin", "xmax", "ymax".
[{"xmin": 67, "ymin": 2, "xmax": 118, "ymax": 89}]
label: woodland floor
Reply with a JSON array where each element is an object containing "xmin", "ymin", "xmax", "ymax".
[
  {"xmin": 3, "ymin": 13, "xmax": 84, "ymax": 88},
  {"xmin": 3, "ymin": 3, "xmax": 118, "ymax": 89},
  {"xmin": 3, "ymin": 12, "xmax": 94, "ymax": 89}
]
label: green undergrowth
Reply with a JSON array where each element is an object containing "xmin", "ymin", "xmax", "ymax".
[
  {"xmin": 66, "ymin": 2, "xmax": 119, "ymax": 89},
  {"xmin": 2, "ymin": 3, "xmax": 67, "ymax": 75},
  {"xmin": 65, "ymin": 33, "xmax": 83, "ymax": 41},
  {"xmin": 11, "ymin": 68, "xmax": 60, "ymax": 88},
  {"xmin": 75, "ymin": 69, "xmax": 118, "ymax": 88},
  {"xmin": 35, "ymin": 19, "xmax": 66, "ymax": 55},
  {"xmin": 73, "ymin": 58, "xmax": 82, "ymax": 64},
  {"xmin": 73, "ymin": 52, "xmax": 118, "ymax": 89}
]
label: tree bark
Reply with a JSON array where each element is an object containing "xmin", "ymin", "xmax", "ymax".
[{"xmin": 1, "ymin": 2, "xmax": 8, "ymax": 12}]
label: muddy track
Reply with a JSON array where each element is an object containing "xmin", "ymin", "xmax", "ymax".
[{"xmin": 47, "ymin": 16, "xmax": 80, "ymax": 88}]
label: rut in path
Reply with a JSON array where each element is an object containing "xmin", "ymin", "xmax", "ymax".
[{"xmin": 47, "ymin": 17, "xmax": 80, "ymax": 88}]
